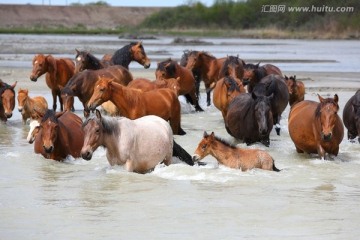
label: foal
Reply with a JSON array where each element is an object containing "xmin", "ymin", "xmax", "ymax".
[{"xmin": 193, "ymin": 131, "xmax": 280, "ymax": 171}]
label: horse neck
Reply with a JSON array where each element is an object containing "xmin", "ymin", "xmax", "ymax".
[
  {"xmin": 112, "ymin": 47, "xmax": 131, "ymax": 69},
  {"xmin": 23, "ymin": 95, "xmax": 34, "ymax": 111},
  {"xmin": 110, "ymin": 84, "xmax": 141, "ymax": 118},
  {"xmin": 100, "ymin": 119, "xmax": 123, "ymax": 164},
  {"xmin": 208, "ymin": 140, "xmax": 237, "ymax": 165},
  {"xmin": 45, "ymin": 56, "xmax": 57, "ymax": 80}
]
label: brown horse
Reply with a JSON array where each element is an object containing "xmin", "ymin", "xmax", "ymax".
[
  {"xmin": 243, "ymin": 62, "xmax": 283, "ymax": 92},
  {"xmin": 226, "ymin": 88, "xmax": 274, "ymax": 147},
  {"xmin": 33, "ymin": 110, "xmax": 84, "ymax": 161},
  {"xmin": 288, "ymin": 94, "xmax": 344, "ymax": 159},
  {"xmin": 127, "ymin": 77, "xmax": 181, "ymax": 96},
  {"xmin": 30, "ymin": 54, "xmax": 75, "ymax": 111},
  {"xmin": 87, "ymin": 78, "xmax": 186, "ymax": 135},
  {"xmin": 74, "ymin": 49, "xmax": 111, "ymax": 73},
  {"xmin": 0, "ymin": 80, "xmax": 17, "ymax": 122},
  {"xmin": 156, "ymin": 58, "xmax": 203, "ymax": 112},
  {"xmin": 284, "ymin": 75, "xmax": 305, "ymax": 107},
  {"xmin": 60, "ymin": 65, "xmax": 133, "ymax": 114},
  {"xmin": 193, "ymin": 131, "xmax": 280, "ymax": 171},
  {"xmin": 17, "ymin": 88, "xmax": 48, "ymax": 124},
  {"xmin": 212, "ymin": 76, "xmax": 246, "ymax": 120},
  {"xmin": 185, "ymin": 51, "xmax": 226, "ymax": 106},
  {"xmin": 111, "ymin": 41, "xmax": 151, "ymax": 69},
  {"xmin": 343, "ymin": 90, "xmax": 360, "ymax": 143}
]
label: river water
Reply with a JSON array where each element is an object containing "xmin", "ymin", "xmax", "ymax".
[{"xmin": 0, "ymin": 34, "xmax": 360, "ymax": 239}]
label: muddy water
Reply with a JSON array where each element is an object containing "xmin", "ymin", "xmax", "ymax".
[{"xmin": 0, "ymin": 34, "xmax": 360, "ymax": 239}]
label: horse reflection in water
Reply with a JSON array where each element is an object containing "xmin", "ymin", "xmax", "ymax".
[
  {"xmin": 81, "ymin": 110, "xmax": 194, "ymax": 174},
  {"xmin": 193, "ymin": 131, "xmax": 280, "ymax": 171},
  {"xmin": 288, "ymin": 94, "xmax": 344, "ymax": 159}
]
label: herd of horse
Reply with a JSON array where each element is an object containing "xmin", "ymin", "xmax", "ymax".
[{"xmin": 0, "ymin": 41, "xmax": 359, "ymax": 173}]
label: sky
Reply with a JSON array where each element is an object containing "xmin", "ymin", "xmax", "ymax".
[{"xmin": 0, "ymin": 0, "xmax": 214, "ymax": 7}]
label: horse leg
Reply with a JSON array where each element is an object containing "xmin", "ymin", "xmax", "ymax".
[
  {"xmin": 57, "ymin": 91, "xmax": 64, "ymax": 111},
  {"xmin": 317, "ymin": 144, "xmax": 326, "ymax": 160},
  {"xmin": 172, "ymin": 140, "xmax": 194, "ymax": 166},
  {"xmin": 188, "ymin": 88, "xmax": 204, "ymax": 112},
  {"xmin": 51, "ymin": 90, "xmax": 57, "ymax": 111},
  {"xmin": 170, "ymin": 100, "xmax": 186, "ymax": 135},
  {"xmin": 274, "ymin": 114, "xmax": 281, "ymax": 136}
]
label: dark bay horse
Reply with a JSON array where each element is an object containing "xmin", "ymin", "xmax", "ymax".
[
  {"xmin": 0, "ymin": 80, "xmax": 17, "ymax": 122},
  {"xmin": 87, "ymin": 78, "xmax": 186, "ymax": 135},
  {"xmin": 30, "ymin": 54, "xmax": 75, "ymax": 111},
  {"xmin": 17, "ymin": 88, "xmax": 48, "ymax": 124},
  {"xmin": 285, "ymin": 75, "xmax": 305, "ymax": 107},
  {"xmin": 127, "ymin": 77, "xmax": 181, "ymax": 96},
  {"xmin": 255, "ymin": 74, "xmax": 289, "ymax": 136},
  {"xmin": 218, "ymin": 55, "xmax": 245, "ymax": 80},
  {"xmin": 343, "ymin": 90, "xmax": 360, "ymax": 142},
  {"xmin": 193, "ymin": 131, "xmax": 280, "ymax": 171},
  {"xmin": 185, "ymin": 51, "xmax": 226, "ymax": 106},
  {"xmin": 33, "ymin": 110, "xmax": 84, "ymax": 161},
  {"xmin": 61, "ymin": 65, "xmax": 133, "ymax": 113},
  {"xmin": 213, "ymin": 76, "xmax": 246, "ymax": 120},
  {"xmin": 111, "ymin": 41, "xmax": 151, "ymax": 69},
  {"xmin": 74, "ymin": 49, "xmax": 111, "ymax": 73},
  {"xmin": 81, "ymin": 110, "xmax": 194, "ymax": 173},
  {"xmin": 288, "ymin": 94, "xmax": 344, "ymax": 159},
  {"xmin": 243, "ymin": 62, "xmax": 283, "ymax": 92},
  {"xmin": 156, "ymin": 58, "xmax": 203, "ymax": 112},
  {"xmin": 226, "ymin": 89, "xmax": 274, "ymax": 147}
]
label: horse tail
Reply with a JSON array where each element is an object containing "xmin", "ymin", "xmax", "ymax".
[
  {"xmin": 172, "ymin": 140, "xmax": 194, "ymax": 166},
  {"xmin": 272, "ymin": 159, "xmax": 281, "ymax": 172}
]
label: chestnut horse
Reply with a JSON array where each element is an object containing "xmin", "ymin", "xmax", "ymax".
[
  {"xmin": 226, "ymin": 88, "xmax": 273, "ymax": 147},
  {"xmin": 61, "ymin": 65, "xmax": 133, "ymax": 114},
  {"xmin": 284, "ymin": 75, "xmax": 305, "ymax": 107},
  {"xmin": 87, "ymin": 78, "xmax": 186, "ymax": 135},
  {"xmin": 33, "ymin": 110, "xmax": 84, "ymax": 161},
  {"xmin": 243, "ymin": 62, "xmax": 283, "ymax": 93},
  {"xmin": 185, "ymin": 51, "xmax": 226, "ymax": 106},
  {"xmin": 74, "ymin": 49, "xmax": 111, "ymax": 73},
  {"xmin": 343, "ymin": 90, "xmax": 360, "ymax": 142},
  {"xmin": 193, "ymin": 131, "xmax": 280, "ymax": 171},
  {"xmin": 213, "ymin": 76, "xmax": 246, "ymax": 120},
  {"xmin": 17, "ymin": 88, "xmax": 48, "ymax": 124},
  {"xmin": 127, "ymin": 77, "xmax": 181, "ymax": 96},
  {"xmin": 81, "ymin": 110, "xmax": 194, "ymax": 173},
  {"xmin": 288, "ymin": 94, "xmax": 344, "ymax": 159},
  {"xmin": 254, "ymin": 74, "xmax": 289, "ymax": 136},
  {"xmin": 218, "ymin": 55, "xmax": 245, "ymax": 80},
  {"xmin": 156, "ymin": 58, "xmax": 203, "ymax": 112},
  {"xmin": 111, "ymin": 41, "xmax": 151, "ymax": 69},
  {"xmin": 0, "ymin": 80, "xmax": 17, "ymax": 122},
  {"xmin": 30, "ymin": 54, "xmax": 75, "ymax": 111}
]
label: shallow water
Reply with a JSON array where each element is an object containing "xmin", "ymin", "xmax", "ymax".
[{"xmin": 0, "ymin": 34, "xmax": 360, "ymax": 240}]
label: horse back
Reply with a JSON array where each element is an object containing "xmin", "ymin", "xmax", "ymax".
[
  {"xmin": 263, "ymin": 64, "xmax": 283, "ymax": 77},
  {"xmin": 143, "ymin": 88, "xmax": 179, "ymax": 117},
  {"xmin": 103, "ymin": 65, "xmax": 133, "ymax": 86}
]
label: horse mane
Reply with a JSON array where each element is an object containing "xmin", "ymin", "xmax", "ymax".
[
  {"xmin": 83, "ymin": 114, "xmax": 120, "ymax": 135},
  {"xmin": 224, "ymin": 76, "xmax": 240, "ymax": 92},
  {"xmin": 41, "ymin": 109, "xmax": 58, "ymax": 124},
  {"xmin": 157, "ymin": 58, "xmax": 177, "ymax": 77},
  {"xmin": 315, "ymin": 97, "xmax": 339, "ymax": 118},
  {"xmin": 111, "ymin": 42, "xmax": 138, "ymax": 68},
  {"xmin": 81, "ymin": 51, "xmax": 102, "ymax": 69},
  {"xmin": 199, "ymin": 51, "xmax": 215, "ymax": 59},
  {"xmin": 214, "ymin": 135, "xmax": 237, "ymax": 149},
  {"xmin": 219, "ymin": 56, "xmax": 236, "ymax": 77},
  {"xmin": 254, "ymin": 67, "xmax": 267, "ymax": 81}
]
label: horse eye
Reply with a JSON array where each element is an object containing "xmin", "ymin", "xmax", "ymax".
[
  {"xmin": 201, "ymin": 144, "xmax": 207, "ymax": 150},
  {"xmin": 95, "ymin": 128, "xmax": 100, "ymax": 133}
]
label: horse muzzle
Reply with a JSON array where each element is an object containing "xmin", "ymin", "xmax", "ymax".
[
  {"xmin": 321, "ymin": 132, "xmax": 333, "ymax": 142},
  {"xmin": 30, "ymin": 75, "xmax": 38, "ymax": 82},
  {"xmin": 242, "ymin": 78, "xmax": 250, "ymax": 86},
  {"xmin": 5, "ymin": 112, "xmax": 12, "ymax": 118},
  {"xmin": 192, "ymin": 154, "xmax": 200, "ymax": 162},
  {"xmin": 143, "ymin": 62, "xmax": 151, "ymax": 69},
  {"xmin": 81, "ymin": 150, "xmax": 93, "ymax": 161},
  {"xmin": 18, "ymin": 107, "xmax": 23, "ymax": 112},
  {"xmin": 43, "ymin": 145, "xmax": 54, "ymax": 153}
]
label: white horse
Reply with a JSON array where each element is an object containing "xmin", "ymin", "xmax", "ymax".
[{"xmin": 81, "ymin": 110, "xmax": 194, "ymax": 173}]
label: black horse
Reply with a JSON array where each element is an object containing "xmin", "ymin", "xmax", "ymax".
[
  {"xmin": 343, "ymin": 90, "xmax": 360, "ymax": 143},
  {"xmin": 226, "ymin": 85, "xmax": 274, "ymax": 147}
]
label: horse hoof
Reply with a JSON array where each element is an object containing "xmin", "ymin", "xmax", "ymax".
[
  {"xmin": 178, "ymin": 128, "xmax": 186, "ymax": 135},
  {"xmin": 275, "ymin": 128, "xmax": 281, "ymax": 136}
]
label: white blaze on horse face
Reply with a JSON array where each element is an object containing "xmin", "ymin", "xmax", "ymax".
[
  {"xmin": 27, "ymin": 119, "xmax": 40, "ymax": 143},
  {"xmin": 76, "ymin": 56, "xmax": 82, "ymax": 62}
]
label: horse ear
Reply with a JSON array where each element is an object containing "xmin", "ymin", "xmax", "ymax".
[
  {"xmin": 334, "ymin": 94, "xmax": 339, "ymax": 103},
  {"xmin": 293, "ymin": 75, "xmax": 296, "ymax": 80},
  {"xmin": 95, "ymin": 109, "xmax": 102, "ymax": 120},
  {"xmin": 318, "ymin": 94, "xmax": 325, "ymax": 103},
  {"xmin": 256, "ymin": 62, "xmax": 260, "ymax": 68},
  {"xmin": 10, "ymin": 81, "xmax": 17, "ymax": 89},
  {"xmin": 284, "ymin": 75, "xmax": 288, "ymax": 80},
  {"xmin": 210, "ymin": 132, "xmax": 215, "ymax": 139},
  {"xmin": 75, "ymin": 48, "xmax": 80, "ymax": 55},
  {"xmin": 203, "ymin": 131, "xmax": 208, "ymax": 137},
  {"xmin": 55, "ymin": 111, "xmax": 66, "ymax": 119}
]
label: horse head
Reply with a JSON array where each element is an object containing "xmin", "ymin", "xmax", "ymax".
[
  {"xmin": 130, "ymin": 41, "xmax": 151, "ymax": 69},
  {"xmin": 285, "ymin": 75, "xmax": 297, "ymax": 94},
  {"xmin": 192, "ymin": 131, "xmax": 215, "ymax": 162},
  {"xmin": 30, "ymin": 54, "xmax": 50, "ymax": 81},
  {"xmin": 316, "ymin": 94, "xmax": 340, "ymax": 142},
  {"xmin": 17, "ymin": 88, "xmax": 29, "ymax": 113},
  {"xmin": 0, "ymin": 81, "xmax": 17, "ymax": 119},
  {"xmin": 39, "ymin": 110, "xmax": 66, "ymax": 153},
  {"xmin": 252, "ymin": 91, "xmax": 273, "ymax": 146},
  {"xmin": 87, "ymin": 77, "xmax": 113, "ymax": 111},
  {"xmin": 81, "ymin": 109, "xmax": 104, "ymax": 160},
  {"xmin": 74, "ymin": 49, "xmax": 87, "ymax": 73},
  {"xmin": 60, "ymin": 85, "xmax": 75, "ymax": 112},
  {"xmin": 155, "ymin": 59, "xmax": 176, "ymax": 80},
  {"xmin": 184, "ymin": 51, "xmax": 200, "ymax": 70}
]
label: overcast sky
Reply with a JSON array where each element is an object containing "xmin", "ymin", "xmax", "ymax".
[{"xmin": 0, "ymin": 0, "xmax": 215, "ymax": 7}]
